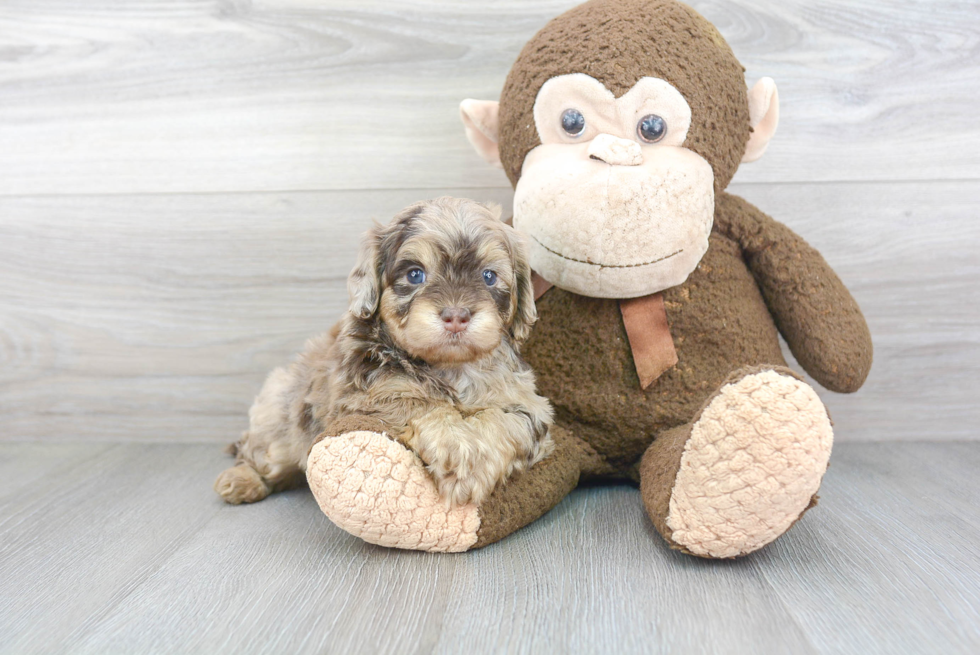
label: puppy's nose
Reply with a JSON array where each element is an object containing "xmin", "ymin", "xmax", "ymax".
[
  {"xmin": 588, "ymin": 133, "xmax": 643, "ymax": 166},
  {"xmin": 440, "ymin": 307, "xmax": 471, "ymax": 334}
]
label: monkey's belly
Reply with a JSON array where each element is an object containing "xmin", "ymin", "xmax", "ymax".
[{"xmin": 523, "ymin": 232, "xmax": 786, "ymax": 473}]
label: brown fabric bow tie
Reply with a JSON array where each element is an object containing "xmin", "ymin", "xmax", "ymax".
[{"xmin": 532, "ymin": 273, "xmax": 678, "ymax": 390}]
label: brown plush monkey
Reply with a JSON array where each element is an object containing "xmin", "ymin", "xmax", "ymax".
[{"xmin": 307, "ymin": 0, "xmax": 872, "ymax": 557}]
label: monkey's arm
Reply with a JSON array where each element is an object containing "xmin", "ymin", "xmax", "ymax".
[
  {"xmin": 306, "ymin": 422, "xmax": 601, "ymax": 551},
  {"xmin": 713, "ymin": 192, "xmax": 872, "ymax": 393}
]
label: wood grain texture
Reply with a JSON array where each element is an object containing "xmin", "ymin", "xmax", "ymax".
[
  {"xmin": 0, "ymin": 0, "xmax": 978, "ymax": 195},
  {"xmin": 752, "ymin": 442, "xmax": 980, "ymax": 654},
  {"xmin": 2, "ymin": 182, "xmax": 976, "ymax": 442},
  {"xmin": 0, "ymin": 444, "xmax": 226, "ymax": 654},
  {"xmin": 0, "ymin": 442, "xmax": 977, "ymax": 654},
  {"xmin": 0, "ymin": 187, "xmax": 514, "ymax": 442},
  {"xmin": 734, "ymin": 180, "xmax": 980, "ymax": 440}
]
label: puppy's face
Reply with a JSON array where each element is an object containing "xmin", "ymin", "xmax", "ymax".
[{"xmin": 348, "ymin": 197, "xmax": 536, "ymax": 365}]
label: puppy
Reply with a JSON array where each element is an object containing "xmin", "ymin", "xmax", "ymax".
[{"xmin": 214, "ymin": 197, "xmax": 554, "ymax": 507}]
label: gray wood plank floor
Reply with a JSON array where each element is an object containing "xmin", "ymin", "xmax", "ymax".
[{"xmin": 0, "ymin": 441, "xmax": 977, "ymax": 655}]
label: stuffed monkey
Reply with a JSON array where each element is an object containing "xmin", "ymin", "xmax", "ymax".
[{"xmin": 307, "ymin": 0, "xmax": 872, "ymax": 557}]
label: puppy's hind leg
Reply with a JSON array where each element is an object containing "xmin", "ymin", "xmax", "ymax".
[{"xmin": 215, "ymin": 367, "xmax": 309, "ymax": 505}]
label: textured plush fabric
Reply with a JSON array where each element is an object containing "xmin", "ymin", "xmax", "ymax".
[
  {"xmin": 473, "ymin": 425, "xmax": 611, "ymax": 548},
  {"xmin": 307, "ymin": 430, "xmax": 481, "ymax": 552},
  {"xmin": 309, "ymin": 414, "xmax": 389, "ymax": 453},
  {"xmin": 664, "ymin": 368, "xmax": 832, "ymax": 558},
  {"xmin": 586, "ymin": 132, "xmax": 644, "ymax": 166},
  {"xmin": 638, "ymin": 422, "xmax": 692, "ymax": 547},
  {"xmin": 713, "ymin": 193, "xmax": 873, "ymax": 393},
  {"xmin": 525, "ymin": 234, "xmax": 782, "ymax": 470},
  {"xmin": 743, "ymin": 77, "xmax": 779, "ymax": 162},
  {"xmin": 532, "ymin": 75, "xmax": 694, "ymax": 151},
  {"xmin": 640, "ymin": 365, "xmax": 831, "ymax": 558},
  {"xmin": 458, "ymin": 99, "xmax": 503, "ymax": 168},
  {"xmin": 498, "ymin": 0, "xmax": 750, "ymax": 193},
  {"xmin": 521, "ymin": 196, "xmax": 870, "ymax": 473},
  {"xmin": 514, "ymin": 139, "xmax": 715, "ymax": 298}
]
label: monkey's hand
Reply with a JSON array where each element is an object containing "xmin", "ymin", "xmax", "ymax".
[{"xmin": 716, "ymin": 193, "xmax": 873, "ymax": 393}]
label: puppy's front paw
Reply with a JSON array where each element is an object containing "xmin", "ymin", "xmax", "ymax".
[
  {"xmin": 433, "ymin": 474, "xmax": 492, "ymax": 507},
  {"xmin": 409, "ymin": 407, "xmax": 527, "ymax": 507},
  {"xmin": 426, "ymin": 451, "xmax": 500, "ymax": 507}
]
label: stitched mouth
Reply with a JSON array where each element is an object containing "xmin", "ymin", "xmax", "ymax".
[{"xmin": 528, "ymin": 234, "xmax": 683, "ymax": 269}]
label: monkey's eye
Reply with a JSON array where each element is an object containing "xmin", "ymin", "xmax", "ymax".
[
  {"xmin": 561, "ymin": 109, "xmax": 586, "ymax": 137},
  {"xmin": 406, "ymin": 268, "xmax": 426, "ymax": 285},
  {"xmin": 482, "ymin": 270, "xmax": 498, "ymax": 286},
  {"xmin": 637, "ymin": 114, "xmax": 667, "ymax": 143}
]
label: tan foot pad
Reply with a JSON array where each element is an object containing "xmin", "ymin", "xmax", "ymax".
[
  {"xmin": 668, "ymin": 370, "xmax": 833, "ymax": 558},
  {"xmin": 307, "ymin": 431, "xmax": 480, "ymax": 552}
]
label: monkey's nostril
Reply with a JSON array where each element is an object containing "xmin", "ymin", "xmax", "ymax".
[{"xmin": 587, "ymin": 133, "xmax": 644, "ymax": 166}]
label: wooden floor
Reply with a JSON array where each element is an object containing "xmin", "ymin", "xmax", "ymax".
[
  {"xmin": 1, "ymin": 441, "xmax": 978, "ymax": 654},
  {"xmin": 3, "ymin": 1, "xmax": 979, "ymax": 653}
]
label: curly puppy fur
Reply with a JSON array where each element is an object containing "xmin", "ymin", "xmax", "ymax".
[{"xmin": 214, "ymin": 197, "xmax": 554, "ymax": 507}]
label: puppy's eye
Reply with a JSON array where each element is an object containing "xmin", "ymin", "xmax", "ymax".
[
  {"xmin": 637, "ymin": 114, "xmax": 667, "ymax": 143},
  {"xmin": 561, "ymin": 109, "xmax": 585, "ymax": 137},
  {"xmin": 482, "ymin": 270, "xmax": 498, "ymax": 286},
  {"xmin": 406, "ymin": 268, "xmax": 426, "ymax": 285}
]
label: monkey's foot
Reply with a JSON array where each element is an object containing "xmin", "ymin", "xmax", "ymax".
[
  {"xmin": 307, "ymin": 431, "xmax": 480, "ymax": 552},
  {"xmin": 641, "ymin": 367, "xmax": 833, "ymax": 558}
]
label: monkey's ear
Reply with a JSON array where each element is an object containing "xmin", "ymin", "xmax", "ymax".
[
  {"xmin": 506, "ymin": 230, "xmax": 538, "ymax": 343},
  {"xmin": 742, "ymin": 78, "xmax": 779, "ymax": 163},
  {"xmin": 347, "ymin": 224, "xmax": 384, "ymax": 319},
  {"xmin": 460, "ymin": 99, "xmax": 503, "ymax": 168}
]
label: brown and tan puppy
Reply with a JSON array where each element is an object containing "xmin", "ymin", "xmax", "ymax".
[{"xmin": 214, "ymin": 197, "xmax": 553, "ymax": 507}]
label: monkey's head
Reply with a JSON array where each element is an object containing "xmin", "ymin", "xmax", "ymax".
[{"xmin": 460, "ymin": 0, "xmax": 778, "ymax": 299}]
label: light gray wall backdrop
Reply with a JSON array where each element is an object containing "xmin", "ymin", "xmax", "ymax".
[{"xmin": 1, "ymin": 0, "xmax": 978, "ymax": 442}]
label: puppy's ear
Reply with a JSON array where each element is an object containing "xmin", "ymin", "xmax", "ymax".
[
  {"xmin": 506, "ymin": 228, "xmax": 538, "ymax": 343},
  {"xmin": 348, "ymin": 204, "xmax": 422, "ymax": 319},
  {"xmin": 482, "ymin": 201, "xmax": 503, "ymax": 222},
  {"xmin": 347, "ymin": 223, "xmax": 384, "ymax": 319}
]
